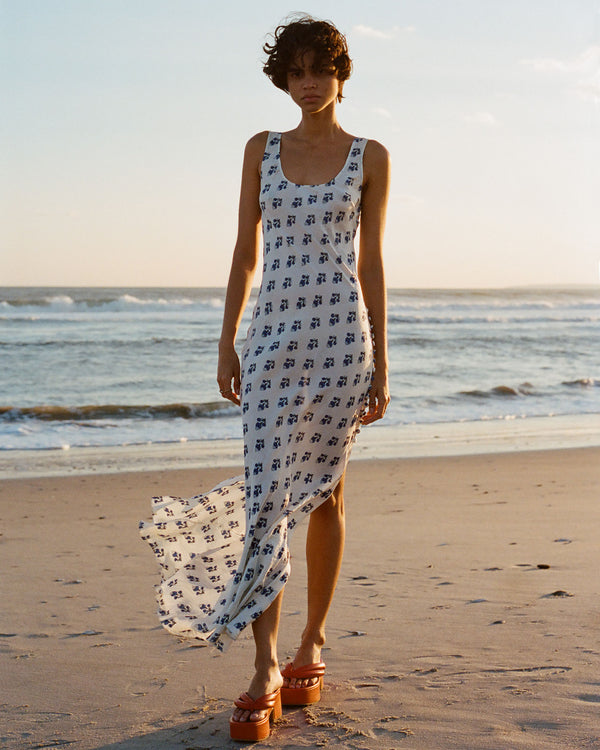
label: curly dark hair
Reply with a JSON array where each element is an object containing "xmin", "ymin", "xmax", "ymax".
[{"xmin": 263, "ymin": 16, "xmax": 352, "ymax": 103}]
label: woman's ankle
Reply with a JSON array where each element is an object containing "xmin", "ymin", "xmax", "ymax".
[
  {"xmin": 295, "ymin": 639, "xmax": 324, "ymax": 665},
  {"xmin": 254, "ymin": 657, "xmax": 280, "ymax": 677},
  {"xmin": 248, "ymin": 665, "xmax": 283, "ymax": 697},
  {"xmin": 300, "ymin": 628, "xmax": 326, "ymax": 651}
]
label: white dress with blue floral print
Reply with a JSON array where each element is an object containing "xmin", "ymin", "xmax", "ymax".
[{"xmin": 140, "ymin": 132, "xmax": 373, "ymax": 651}]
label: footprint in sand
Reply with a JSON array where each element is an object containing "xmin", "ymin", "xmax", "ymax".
[
  {"xmin": 373, "ymin": 721, "xmax": 414, "ymax": 738},
  {"xmin": 64, "ymin": 629, "xmax": 103, "ymax": 637},
  {"xmin": 576, "ymin": 694, "xmax": 600, "ymax": 703},
  {"xmin": 542, "ymin": 590, "xmax": 573, "ymax": 598}
]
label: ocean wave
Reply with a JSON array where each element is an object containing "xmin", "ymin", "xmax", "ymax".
[
  {"xmin": 460, "ymin": 384, "xmax": 527, "ymax": 399},
  {"xmin": 458, "ymin": 379, "xmax": 600, "ymax": 400},
  {"xmin": 0, "ymin": 293, "xmax": 225, "ymax": 316},
  {"xmin": 387, "ymin": 289, "xmax": 600, "ymax": 310},
  {"xmin": 562, "ymin": 378, "xmax": 599, "ymax": 388},
  {"xmin": 388, "ymin": 313, "xmax": 599, "ymax": 326},
  {"xmin": 3, "ymin": 286, "xmax": 597, "ymax": 313},
  {"xmin": 0, "ymin": 401, "xmax": 238, "ymax": 423},
  {"xmin": 387, "ymin": 299, "xmax": 600, "ymax": 312},
  {"xmin": 0, "ymin": 335, "xmax": 220, "ymax": 348}
]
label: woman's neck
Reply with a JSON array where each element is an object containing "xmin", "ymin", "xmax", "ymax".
[{"xmin": 294, "ymin": 106, "xmax": 344, "ymax": 143}]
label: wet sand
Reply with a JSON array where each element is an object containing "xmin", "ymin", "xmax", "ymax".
[{"xmin": 1, "ymin": 448, "xmax": 599, "ymax": 749}]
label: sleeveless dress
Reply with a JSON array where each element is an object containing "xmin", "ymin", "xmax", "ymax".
[{"xmin": 139, "ymin": 132, "xmax": 373, "ymax": 652}]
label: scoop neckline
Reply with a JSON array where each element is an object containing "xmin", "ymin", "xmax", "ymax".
[{"xmin": 276, "ymin": 133, "xmax": 360, "ymax": 188}]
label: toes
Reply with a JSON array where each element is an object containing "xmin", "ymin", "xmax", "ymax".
[
  {"xmin": 285, "ymin": 676, "xmax": 318, "ymax": 689},
  {"xmin": 232, "ymin": 708, "xmax": 267, "ymax": 724}
]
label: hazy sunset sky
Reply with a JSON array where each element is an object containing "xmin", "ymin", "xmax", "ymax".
[{"xmin": 2, "ymin": 0, "xmax": 599, "ymax": 288}]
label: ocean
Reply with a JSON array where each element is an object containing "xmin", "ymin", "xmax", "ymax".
[{"xmin": 1, "ymin": 286, "xmax": 599, "ymax": 456}]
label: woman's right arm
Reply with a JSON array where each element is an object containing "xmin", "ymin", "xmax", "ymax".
[{"xmin": 217, "ymin": 132, "xmax": 267, "ymax": 405}]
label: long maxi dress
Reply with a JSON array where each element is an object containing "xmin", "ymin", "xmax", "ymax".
[{"xmin": 139, "ymin": 132, "xmax": 374, "ymax": 652}]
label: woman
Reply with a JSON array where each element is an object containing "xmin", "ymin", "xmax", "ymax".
[{"xmin": 140, "ymin": 15, "xmax": 389, "ymax": 742}]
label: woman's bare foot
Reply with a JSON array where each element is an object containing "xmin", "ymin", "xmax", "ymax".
[
  {"xmin": 231, "ymin": 666, "xmax": 284, "ymax": 723},
  {"xmin": 282, "ymin": 641, "xmax": 323, "ymax": 689}
]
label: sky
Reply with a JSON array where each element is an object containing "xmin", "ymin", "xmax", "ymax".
[{"xmin": 2, "ymin": 0, "xmax": 599, "ymax": 289}]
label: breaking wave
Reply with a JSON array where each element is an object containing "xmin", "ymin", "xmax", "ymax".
[{"xmin": 0, "ymin": 401, "xmax": 237, "ymax": 423}]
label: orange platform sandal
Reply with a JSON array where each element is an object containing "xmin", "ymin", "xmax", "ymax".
[
  {"xmin": 280, "ymin": 661, "xmax": 326, "ymax": 706},
  {"xmin": 229, "ymin": 689, "xmax": 282, "ymax": 742}
]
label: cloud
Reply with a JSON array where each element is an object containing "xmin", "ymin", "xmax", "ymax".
[
  {"xmin": 521, "ymin": 45, "xmax": 600, "ymax": 103},
  {"xmin": 372, "ymin": 107, "xmax": 393, "ymax": 119},
  {"xmin": 352, "ymin": 24, "xmax": 415, "ymax": 40},
  {"xmin": 521, "ymin": 45, "xmax": 599, "ymax": 73},
  {"xmin": 462, "ymin": 111, "xmax": 498, "ymax": 126}
]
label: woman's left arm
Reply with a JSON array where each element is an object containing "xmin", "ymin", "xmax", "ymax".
[{"xmin": 357, "ymin": 140, "xmax": 391, "ymax": 424}]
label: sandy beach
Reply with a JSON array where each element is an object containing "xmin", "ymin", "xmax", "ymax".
[{"xmin": 2, "ymin": 447, "xmax": 599, "ymax": 749}]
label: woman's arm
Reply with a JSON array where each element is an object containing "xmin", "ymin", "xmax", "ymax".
[
  {"xmin": 217, "ymin": 132, "xmax": 267, "ymax": 405},
  {"xmin": 357, "ymin": 139, "xmax": 391, "ymax": 424}
]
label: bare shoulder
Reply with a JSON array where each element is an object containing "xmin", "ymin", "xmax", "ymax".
[
  {"xmin": 362, "ymin": 140, "xmax": 390, "ymax": 194},
  {"xmin": 241, "ymin": 131, "xmax": 270, "ymax": 178},
  {"xmin": 363, "ymin": 139, "xmax": 390, "ymax": 171},
  {"xmin": 245, "ymin": 131, "xmax": 270, "ymax": 156}
]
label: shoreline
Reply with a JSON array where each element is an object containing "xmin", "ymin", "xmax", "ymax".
[{"xmin": 2, "ymin": 413, "xmax": 600, "ymax": 479}]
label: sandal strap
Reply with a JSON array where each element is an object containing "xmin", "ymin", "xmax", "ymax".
[
  {"xmin": 234, "ymin": 690, "xmax": 280, "ymax": 711},
  {"xmin": 281, "ymin": 661, "xmax": 326, "ymax": 680}
]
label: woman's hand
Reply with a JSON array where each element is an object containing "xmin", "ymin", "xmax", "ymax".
[
  {"xmin": 217, "ymin": 345, "xmax": 241, "ymax": 406},
  {"xmin": 360, "ymin": 369, "xmax": 390, "ymax": 425}
]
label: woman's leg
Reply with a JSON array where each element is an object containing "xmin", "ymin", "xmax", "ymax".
[
  {"xmin": 286, "ymin": 471, "xmax": 346, "ymax": 687},
  {"xmin": 232, "ymin": 589, "xmax": 285, "ymax": 722}
]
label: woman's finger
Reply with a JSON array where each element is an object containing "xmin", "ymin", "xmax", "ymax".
[
  {"xmin": 218, "ymin": 384, "xmax": 240, "ymax": 406},
  {"xmin": 360, "ymin": 386, "xmax": 389, "ymax": 424},
  {"xmin": 224, "ymin": 391, "xmax": 241, "ymax": 406}
]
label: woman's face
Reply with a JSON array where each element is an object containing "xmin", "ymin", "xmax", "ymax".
[{"xmin": 286, "ymin": 50, "xmax": 341, "ymax": 113}]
